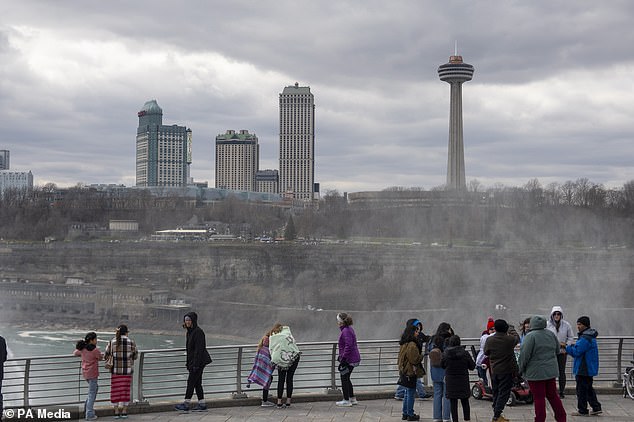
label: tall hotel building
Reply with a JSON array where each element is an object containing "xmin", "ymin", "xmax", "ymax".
[
  {"xmin": 215, "ymin": 130, "xmax": 259, "ymax": 191},
  {"xmin": 136, "ymin": 100, "xmax": 192, "ymax": 187},
  {"xmin": 279, "ymin": 83, "xmax": 315, "ymax": 201}
]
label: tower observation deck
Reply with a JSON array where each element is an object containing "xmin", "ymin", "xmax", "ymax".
[{"xmin": 438, "ymin": 55, "xmax": 474, "ymax": 191}]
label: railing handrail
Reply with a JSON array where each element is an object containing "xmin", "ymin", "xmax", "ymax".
[{"xmin": 4, "ymin": 335, "xmax": 634, "ymax": 409}]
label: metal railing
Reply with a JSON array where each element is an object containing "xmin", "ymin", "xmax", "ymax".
[{"xmin": 3, "ymin": 336, "xmax": 633, "ymax": 408}]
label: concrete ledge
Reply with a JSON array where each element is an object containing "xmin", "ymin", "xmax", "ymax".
[{"xmin": 94, "ymin": 386, "xmax": 624, "ymax": 417}]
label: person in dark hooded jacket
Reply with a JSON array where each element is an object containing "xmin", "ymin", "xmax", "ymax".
[
  {"xmin": 565, "ymin": 316, "xmax": 601, "ymax": 416},
  {"xmin": 175, "ymin": 312, "xmax": 213, "ymax": 412},
  {"xmin": 441, "ymin": 335, "xmax": 475, "ymax": 422}
]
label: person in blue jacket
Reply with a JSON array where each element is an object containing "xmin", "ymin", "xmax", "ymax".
[{"xmin": 565, "ymin": 316, "xmax": 602, "ymax": 416}]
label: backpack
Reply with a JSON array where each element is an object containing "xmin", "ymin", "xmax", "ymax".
[
  {"xmin": 429, "ymin": 347, "xmax": 442, "ymax": 367},
  {"xmin": 269, "ymin": 326, "xmax": 301, "ymax": 369}
]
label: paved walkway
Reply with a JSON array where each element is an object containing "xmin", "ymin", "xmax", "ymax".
[{"xmin": 126, "ymin": 394, "xmax": 634, "ymax": 422}]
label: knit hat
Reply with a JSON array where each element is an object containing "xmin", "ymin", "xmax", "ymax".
[
  {"xmin": 486, "ymin": 317, "xmax": 495, "ymax": 331},
  {"xmin": 577, "ymin": 316, "xmax": 591, "ymax": 328},
  {"xmin": 494, "ymin": 319, "xmax": 509, "ymax": 333}
]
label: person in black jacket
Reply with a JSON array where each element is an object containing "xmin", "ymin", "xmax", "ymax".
[
  {"xmin": 175, "ymin": 312, "xmax": 213, "ymax": 412},
  {"xmin": 442, "ymin": 335, "xmax": 476, "ymax": 422},
  {"xmin": 1, "ymin": 335, "xmax": 6, "ymax": 418}
]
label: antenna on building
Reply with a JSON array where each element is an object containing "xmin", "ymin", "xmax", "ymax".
[{"xmin": 454, "ymin": 40, "xmax": 458, "ymax": 56}]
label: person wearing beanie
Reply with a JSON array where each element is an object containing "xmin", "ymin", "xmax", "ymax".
[
  {"xmin": 546, "ymin": 306, "xmax": 575, "ymax": 398},
  {"xmin": 518, "ymin": 316, "xmax": 567, "ymax": 422},
  {"xmin": 476, "ymin": 318, "xmax": 496, "ymax": 389},
  {"xmin": 566, "ymin": 316, "xmax": 602, "ymax": 416},
  {"xmin": 175, "ymin": 312, "xmax": 213, "ymax": 412},
  {"xmin": 483, "ymin": 319, "xmax": 519, "ymax": 422}
]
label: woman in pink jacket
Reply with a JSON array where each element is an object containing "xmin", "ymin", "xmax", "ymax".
[{"xmin": 74, "ymin": 332, "xmax": 103, "ymax": 421}]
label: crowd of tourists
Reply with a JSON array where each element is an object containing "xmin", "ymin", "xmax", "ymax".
[{"xmin": 0, "ymin": 305, "xmax": 605, "ymax": 422}]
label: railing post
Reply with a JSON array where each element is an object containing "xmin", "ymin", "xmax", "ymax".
[
  {"xmin": 616, "ymin": 338, "xmax": 624, "ymax": 385},
  {"xmin": 232, "ymin": 346, "xmax": 247, "ymax": 399},
  {"xmin": 137, "ymin": 351, "xmax": 147, "ymax": 403},
  {"xmin": 23, "ymin": 359, "xmax": 31, "ymax": 408},
  {"xmin": 326, "ymin": 343, "xmax": 339, "ymax": 394}
]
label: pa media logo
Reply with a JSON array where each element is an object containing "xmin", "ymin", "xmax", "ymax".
[{"xmin": 3, "ymin": 406, "xmax": 79, "ymax": 421}]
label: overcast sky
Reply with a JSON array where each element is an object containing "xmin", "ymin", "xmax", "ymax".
[{"xmin": 1, "ymin": 1, "xmax": 633, "ymax": 193}]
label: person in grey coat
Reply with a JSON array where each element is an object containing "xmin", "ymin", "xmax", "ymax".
[
  {"xmin": 518, "ymin": 315, "xmax": 567, "ymax": 422},
  {"xmin": 546, "ymin": 306, "xmax": 574, "ymax": 398}
]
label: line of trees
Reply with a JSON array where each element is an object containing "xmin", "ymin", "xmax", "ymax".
[{"xmin": 1, "ymin": 178, "xmax": 632, "ymax": 246}]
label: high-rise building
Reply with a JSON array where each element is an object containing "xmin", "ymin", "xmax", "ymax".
[
  {"xmin": 256, "ymin": 169, "xmax": 279, "ymax": 194},
  {"xmin": 0, "ymin": 150, "xmax": 9, "ymax": 170},
  {"xmin": 136, "ymin": 100, "xmax": 192, "ymax": 187},
  {"xmin": 279, "ymin": 83, "xmax": 315, "ymax": 201},
  {"xmin": 0, "ymin": 170, "xmax": 33, "ymax": 196},
  {"xmin": 438, "ymin": 54, "xmax": 474, "ymax": 191},
  {"xmin": 215, "ymin": 129, "xmax": 259, "ymax": 191}
]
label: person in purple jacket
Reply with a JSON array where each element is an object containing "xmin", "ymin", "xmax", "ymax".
[{"xmin": 335, "ymin": 312, "xmax": 361, "ymax": 407}]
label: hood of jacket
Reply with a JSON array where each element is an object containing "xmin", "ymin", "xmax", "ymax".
[
  {"xmin": 549, "ymin": 305, "xmax": 564, "ymax": 320},
  {"xmin": 184, "ymin": 312, "xmax": 199, "ymax": 330},
  {"xmin": 580, "ymin": 327, "xmax": 599, "ymax": 340},
  {"xmin": 529, "ymin": 315, "xmax": 547, "ymax": 331},
  {"xmin": 444, "ymin": 345, "xmax": 465, "ymax": 359}
]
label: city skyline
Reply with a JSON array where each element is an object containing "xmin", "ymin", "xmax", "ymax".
[{"xmin": 1, "ymin": 1, "xmax": 633, "ymax": 193}]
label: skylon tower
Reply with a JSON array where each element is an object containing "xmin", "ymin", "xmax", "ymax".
[{"xmin": 438, "ymin": 52, "xmax": 474, "ymax": 191}]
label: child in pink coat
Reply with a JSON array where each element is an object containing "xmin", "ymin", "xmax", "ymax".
[{"xmin": 74, "ymin": 332, "xmax": 103, "ymax": 420}]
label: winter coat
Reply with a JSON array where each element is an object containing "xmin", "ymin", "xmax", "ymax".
[
  {"xmin": 546, "ymin": 306, "xmax": 575, "ymax": 354},
  {"xmin": 104, "ymin": 335, "xmax": 137, "ymax": 375},
  {"xmin": 0, "ymin": 335, "xmax": 6, "ymax": 380},
  {"xmin": 476, "ymin": 332, "xmax": 491, "ymax": 366},
  {"xmin": 269, "ymin": 326, "xmax": 301, "ymax": 369},
  {"xmin": 566, "ymin": 327, "xmax": 599, "ymax": 377},
  {"xmin": 338, "ymin": 325, "xmax": 361, "ymax": 365},
  {"xmin": 483, "ymin": 331, "xmax": 519, "ymax": 375},
  {"xmin": 74, "ymin": 344, "xmax": 103, "ymax": 380},
  {"xmin": 398, "ymin": 341, "xmax": 424, "ymax": 378},
  {"xmin": 441, "ymin": 346, "xmax": 476, "ymax": 399},
  {"xmin": 517, "ymin": 315, "xmax": 559, "ymax": 381},
  {"xmin": 184, "ymin": 312, "xmax": 213, "ymax": 371}
]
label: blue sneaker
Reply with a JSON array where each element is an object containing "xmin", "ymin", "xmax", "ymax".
[
  {"xmin": 191, "ymin": 403, "xmax": 208, "ymax": 412},
  {"xmin": 174, "ymin": 402, "xmax": 190, "ymax": 411}
]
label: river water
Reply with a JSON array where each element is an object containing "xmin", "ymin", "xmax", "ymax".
[{"xmin": 0, "ymin": 325, "xmax": 189, "ymax": 359}]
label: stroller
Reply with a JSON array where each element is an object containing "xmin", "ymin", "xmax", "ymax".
[{"xmin": 470, "ymin": 346, "xmax": 533, "ymax": 406}]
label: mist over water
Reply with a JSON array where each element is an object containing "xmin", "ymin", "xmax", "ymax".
[{"xmin": 1, "ymin": 200, "xmax": 633, "ymax": 349}]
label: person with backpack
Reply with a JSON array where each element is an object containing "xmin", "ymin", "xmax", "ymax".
[
  {"xmin": 269, "ymin": 324, "xmax": 301, "ymax": 408},
  {"xmin": 174, "ymin": 312, "xmax": 213, "ymax": 412},
  {"xmin": 429, "ymin": 322, "xmax": 454, "ymax": 422}
]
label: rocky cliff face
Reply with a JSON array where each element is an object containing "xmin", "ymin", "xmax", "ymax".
[{"xmin": 1, "ymin": 241, "xmax": 632, "ymax": 340}]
